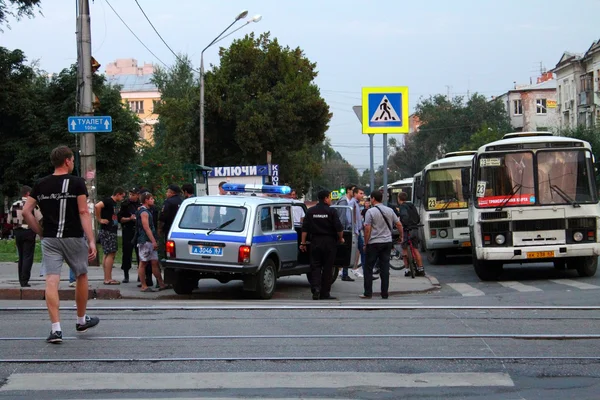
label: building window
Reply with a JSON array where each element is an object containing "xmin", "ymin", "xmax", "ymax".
[
  {"xmin": 513, "ymin": 100, "xmax": 523, "ymax": 115},
  {"xmin": 536, "ymin": 99, "xmax": 547, "ymax": 114},
  {"xmin": 128, "ymin": 100, "xmax": 144, "ymax": 114}
]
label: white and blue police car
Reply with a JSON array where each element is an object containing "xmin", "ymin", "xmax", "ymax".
[{"xmin": 163, "ymin": 184, "xmax": 357, "ymax": 299}]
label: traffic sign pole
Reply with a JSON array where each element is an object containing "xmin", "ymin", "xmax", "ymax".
[
  {"xmin": 383, "ymin": 133, "xmax": 388, "ymax": 204},
  {"xmin": 77, "ymin": 0, "xmax": 99, "ymax": 265},
  {"xmin": 369, "ymin": 134, "xmax": 374, "ymax": 194}
]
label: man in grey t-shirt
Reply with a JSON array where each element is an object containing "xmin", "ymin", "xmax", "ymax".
[{"xmin": 361, "ymin": 190, "xmax": 403, "ymax": 299}]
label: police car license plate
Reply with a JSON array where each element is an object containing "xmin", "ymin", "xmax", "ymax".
[
  {"xmin": 461, "ymin": 241, "xmax": 471, "ymax": 248},
  {"xmin": 191, "ymin": 246, "xmax": 223, "ymax": 256}
]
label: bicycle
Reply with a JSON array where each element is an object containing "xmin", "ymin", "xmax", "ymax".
[{"xmin": 390, "ymin": 224, "xmax": 423, "ymax": 278}]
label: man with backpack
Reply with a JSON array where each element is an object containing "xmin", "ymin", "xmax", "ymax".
[{"xmin": 397, "ymin": 192, "xmax": 425, "ymax": 276}]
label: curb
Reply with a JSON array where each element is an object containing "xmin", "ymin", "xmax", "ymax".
[{"xmin": 0, "ymin": 288, "xmax": 122, "ymax": 300}]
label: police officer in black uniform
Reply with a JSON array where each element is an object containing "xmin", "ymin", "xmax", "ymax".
[
  {"xmin": 158, "ymin": 184, "xmax": 183, "ymax": 239},
  {"xmin": 300, "ymin": 190, "xmax": 344, "ymax": 300},
  {"xmin": 117, "ymin": 187, "xmax": 140, "ymax": 283}
]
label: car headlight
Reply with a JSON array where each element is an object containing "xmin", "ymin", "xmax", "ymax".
[
  {"xmin": 439, "ymin": 229, "xmax": 448, "ymax": 238},
  {"xmin": 495, "ymin": 234, "xmax": 506, "ymax": 245},
  {"xmin": 573, "ymin": 231, "xmax": 584, "ymax": 242}
]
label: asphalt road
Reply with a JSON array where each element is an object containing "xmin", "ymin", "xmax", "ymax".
[{"xmin": 1, "ymin": 255, "xmax": 600, "ymax": 399}]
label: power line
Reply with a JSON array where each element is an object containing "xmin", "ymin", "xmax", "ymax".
[
  {"xmin": 104, "ymin": 0, "xmax": 168, "ymax": 67},
  {"xmin": 133, "ymin": 0, "xmax": 200, "ymax": 72}
]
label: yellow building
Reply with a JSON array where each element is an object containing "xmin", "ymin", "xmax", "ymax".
[{"xmin": 105, "ymin": 59, "xmax": 159, "ymax": 143}]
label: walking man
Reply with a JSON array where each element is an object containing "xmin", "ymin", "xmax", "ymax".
[
  {"xmin": 95, "ymin": 187, "xmax": 126, "ymax": 285},
  {"xmin": 117, "ymin": 187, "xmax": 140, "ymax": 283},
  {"xmin": 10, "ymin": 185, "xmax": 42, "ymax": 287},
  {"xmin": 136, "ymin": 192, "xmax": 171, "ymax": 292},
  {"xmin": 300, "ymin": 190, "xmax": 344, "ymax": 300},
  {"xmin": 361, "ymin": 190, "xmax": 403, "ymax": 299},
  {"xmin": 23, "ymin": 145, "xmax": 99, "ymax": 343}
]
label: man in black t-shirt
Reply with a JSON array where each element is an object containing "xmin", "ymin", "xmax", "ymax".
[
  {"xmin": 23, "ymin": 145, "xmax": 100, "ymax": 344},
  {"xmin": 117, "ymin": 187, "xmax": 140, "ymax": 282},
  {"xmin": 95, "ymin": 187, "xmax": 126, "ymax": 285}
]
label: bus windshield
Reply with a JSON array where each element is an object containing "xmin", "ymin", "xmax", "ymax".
[
  {"xmin": 476, "ymin": 150, "xmax": 596, "ymax": 208},
  {"xmin": 537, "ymin": 150, "xmax": 595, "ymax": 205},
  {"xmin": 424, "ymin": 168, "xmax": 468, "ymax": 211}
]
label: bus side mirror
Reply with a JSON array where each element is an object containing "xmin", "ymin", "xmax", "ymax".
[{"xmin": 461, "ymin": 168, "xmax": 471, "ymax": 200}]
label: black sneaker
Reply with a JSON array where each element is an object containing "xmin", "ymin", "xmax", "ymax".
[
  {"xmin": 47, "ymin": 331, "xmax": 62, "ymax": 344},
  {"xmin": 341, "ymin": 276, "xmax": 355, "ymax": 282},
  {"xmin": 76, "ymin": 316, "xmax": 100, "ymax": 333},
  {"xmin": 417, "ymin": 268, "xmax": 426, "ymax": 277}
]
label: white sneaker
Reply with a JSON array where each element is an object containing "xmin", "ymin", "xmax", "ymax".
[
  {"xmin": 352, "ymin": 268, "xmax": 364, "ymax": 278},
  {"xmin": 69, "ymin": 282, "xmax": 76, "ymax": 288}
]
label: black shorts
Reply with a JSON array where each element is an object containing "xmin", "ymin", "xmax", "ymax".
[{"xmin": 401, "ymin": 229, "xmax": 420, "ymax": 249}]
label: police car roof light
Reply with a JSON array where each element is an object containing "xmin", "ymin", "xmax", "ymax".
[{"xmin": 222, "ymin": 183, "xmax": 292, "ymax": 195}]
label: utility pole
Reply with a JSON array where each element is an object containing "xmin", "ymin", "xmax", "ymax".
[{"xmin": 77, "ymin": 0, "xmax": 98, "ymax": 261}]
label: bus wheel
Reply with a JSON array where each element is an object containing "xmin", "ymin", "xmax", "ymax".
[
  {"xmin": 473, "ymin": 258, "xmax": 503, "ymax": 281},
  {"xmin": 575, "ymin": 256, "xmax": 598, "ymax": 277},
  {"xmin": 426, "ymin": 249, "xmax": 446, "ymax": 265}
]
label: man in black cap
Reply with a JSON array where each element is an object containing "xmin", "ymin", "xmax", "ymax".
[
  {"xmin": 300, "ymin": 190, "xmax": 344, "ymax": 300},
  {"xmin": 117, "ymin": 187, "xmax": 140, "ymax": 282},
  {"xmin": 158, "ymin": 185, "xmax": 183, "ymax": 239}
]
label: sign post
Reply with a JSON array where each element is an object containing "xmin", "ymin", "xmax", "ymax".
[{"xmin": 361, "ymin": 87, "xmax": 409, "ymax": 203}]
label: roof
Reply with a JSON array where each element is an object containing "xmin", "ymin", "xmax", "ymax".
[
  {"xmin": 478, "ymin": 134, "xmax": 589, "ymax": 152},
  {"xmin": 105, "ymin": 74, "xmax": 158, "ymax": 92},
  {"xmin": 424, "ymin": 154, "xmax": 474, "ymax": 170},
  {"xmin": 389, "ymin": 178, "xmax": 414, "ymax": 186},
  {"xmin": 183, "ymin": 195, "xmax": 292, "ymax": 207},
  {"xmin": 511, "ymin": 79, "xmax": 557, "ymax": 92}
]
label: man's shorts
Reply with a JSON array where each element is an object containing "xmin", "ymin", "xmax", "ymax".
[
  {"xmin": 138, "ymin": 242, "xmax": 158, "ymax": 262},
  {"xmin": 98, "ymin": 230, "xmax": 118, "ymax": 254},
  {"xmin": 41, "ymin": 237, "xmax": 89, "ymax": 277},
  {"xmin": 401, "ymin": 228, "xmax": 420, "ymax": 249}
]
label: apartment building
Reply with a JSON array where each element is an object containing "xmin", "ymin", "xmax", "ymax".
[
  {"xmin": 497, "ymin": 72, "xmax": 559, "ymax": 132},
  {"xmin": 106, "ymin": 58, "xmax": 159, "ymax": 142},
  {"xmin": 553, "ymin": 40, "xmax": 600, "ymax": 129}
]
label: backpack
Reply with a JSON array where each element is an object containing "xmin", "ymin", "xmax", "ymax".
[{"xmin": 399, "ymin": 202, "xmax": 420, "ymax": 228}]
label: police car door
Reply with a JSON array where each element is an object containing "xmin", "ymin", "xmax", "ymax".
[
  {"xmin": 273, "ymin": 204, "xmax": 297, "ymax": 269},
  {"xmin": 330, "ymin": 205, "xmax": 357, "ymax": 268}
]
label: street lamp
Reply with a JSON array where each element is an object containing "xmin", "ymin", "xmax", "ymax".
[{"xmin": 199, "ymin": 10, "xmax": 262, "ymax": 166}]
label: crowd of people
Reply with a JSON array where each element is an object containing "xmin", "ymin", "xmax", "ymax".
[{"xmin": 301, "ymin": 184, "xmax": 425, "ymax": 300}]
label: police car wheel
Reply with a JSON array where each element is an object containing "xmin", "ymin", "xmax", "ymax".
[
  {"xmin": 331, "ymin": 267, "xmax": 339, "ymax": 283},
  {"xmin": 255, "ymin": 259, "xmax": 277, "ymax": 299},
  {"xmin": 173, "ymin": 270, "xmax": 199, "ymax": 295}
]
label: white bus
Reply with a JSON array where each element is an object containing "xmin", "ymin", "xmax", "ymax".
[
  {"xmin": 386, "ymin": 177, "xmax": 414, "ymax": 207},
  {"xmin": 467, "ymin": 132, "xmax": 600, "ymax": 280},
  {"xmin": 414, "ymin": 151, "xmax": 476, "ymax": 264}
]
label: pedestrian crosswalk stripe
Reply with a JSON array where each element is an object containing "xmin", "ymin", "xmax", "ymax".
[
  {"xmin": 549, "ymin": 279, "xmax": 600, "ymax": 290},
  {"xmin": 447, "ymin": 283, "xmax": 485, "ymax": 296},
  {"xmin": 498, "ymin": 281, "xmax": 543, "ymax": 292},
  {"xmin": 0, "ymin": 372, "xmax": 514, "ymax": 391}
]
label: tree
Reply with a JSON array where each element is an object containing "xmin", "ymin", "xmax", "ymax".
[
  {"xmin": 0, "ymin": 0, "xmax": 41, "ymax": 30},
  {"xmin": 311, "ymin": 139, "xmax": 359, "ymax": 196},
  {"xmin": 0, "ymin": 47, "xmax": 141, "ymax": 196},
  {"xmin": 203, "ymin": 32, "xmax": 331, "ymax": 193},
  {"xmin": 411, "ymin": 93, "xmax": 511, "ymax": 169}
]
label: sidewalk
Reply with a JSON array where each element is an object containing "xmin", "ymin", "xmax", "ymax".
[{"xmin": 0, "ymin": 260, "xmax": 439, "ymax": 301}]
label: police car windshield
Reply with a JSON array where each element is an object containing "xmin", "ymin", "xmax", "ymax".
[{"xmin": 179, "ymin": 204, "xmax": 247, "ymax": 232}]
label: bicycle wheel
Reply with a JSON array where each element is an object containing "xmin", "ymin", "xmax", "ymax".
[{"xmin": 405, "ymin": 244, "xmax": 416, "ymax": 279}]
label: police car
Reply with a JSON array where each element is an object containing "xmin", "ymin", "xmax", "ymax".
[{"xmin": 163, "ymin": 184, "xmax": 357, "ymax": 299}]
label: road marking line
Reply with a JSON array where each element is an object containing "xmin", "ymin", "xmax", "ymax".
[
  {"xmin": 550, "ymin": 279, "xmax": 600, "ymax": 290},
  {"xmin": 0, "ymin": 373, "xmax": 514, "ymax": 391},
  {"xmin": 498, "ymin": 281, "xmax": 543, "ymax": 292},
  {"xmin": 447, "ymin": 283, "xmax": 485, "ymax": 296}
]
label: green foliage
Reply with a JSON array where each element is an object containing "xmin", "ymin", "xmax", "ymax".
[
  {"xmin": 391, "ymin": 94, "xmax": 512, "ymax": 176},
  {"xmin": 310, "ymin": 139, "xmax": 360, "ymax": 196},
  {"xmin": 150, "ymin": 33, "xmax": 332, "ymax": 196},
  {"xmin": 0, "ymin": 47, "xmax": 141, "ymax": 197},
  {"xmin": 0, "ymin": 0, "xmax": 41, "ymax": 30}
]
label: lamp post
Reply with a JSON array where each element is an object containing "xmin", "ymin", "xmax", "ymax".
[{"xmin": 199, "ymin": 11, "xmax": 262, "ymax": 166}]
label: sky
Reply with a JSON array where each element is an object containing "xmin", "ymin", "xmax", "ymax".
[{"xmin": 2, "ymin": 0, "xmax": 600, "ymax": 173}]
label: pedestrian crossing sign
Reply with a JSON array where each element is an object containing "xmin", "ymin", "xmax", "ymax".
[{"xmin": 361, "ymin": 86, "xmax": 409, "ymax": 134}]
